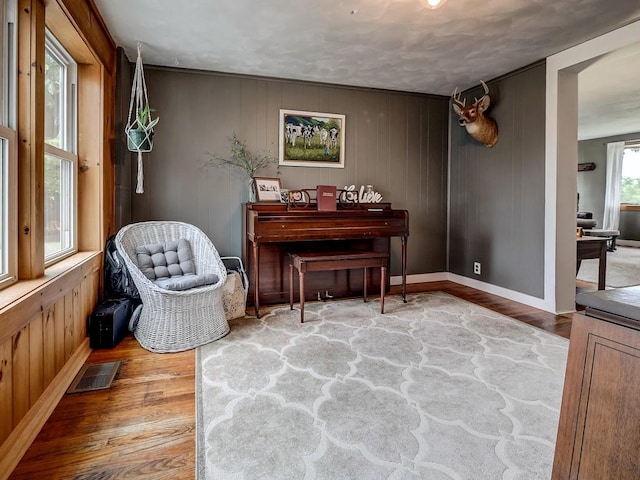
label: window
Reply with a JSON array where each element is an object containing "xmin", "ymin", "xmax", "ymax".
[
  {"xmin": 621, "ymin": 145, "xmax": 640, "ymax": 205},
  {"xmin": 0, "ymin": 0, "xmax": 16, "ymax": 287},
  {"xmin": 44, "ymin": 31, "xmax": 77, "ymax": 263}
]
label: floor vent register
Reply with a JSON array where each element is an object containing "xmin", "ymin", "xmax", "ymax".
[{"xmin": 66, "ymin": 361, "xmax": 122, "ymax": 394}]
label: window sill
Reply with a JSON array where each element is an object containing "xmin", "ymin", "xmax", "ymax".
[
  {"xmin": 0, "ymin": 251, "xmax": 101, "ymax": 311},
  {"xmin": 620, "ymin": 204, "xmax": 640, "ymax": 211}
]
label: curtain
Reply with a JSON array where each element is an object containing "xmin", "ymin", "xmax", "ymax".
[{"xmin": 603, "ymin": 141, "xmax": 625, "ymax": 230}]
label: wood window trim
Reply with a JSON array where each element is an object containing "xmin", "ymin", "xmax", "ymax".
[
  {"xmin": 620, "ymin": 204, "xmax": 640, "ymax": 211},
  {"xmin": 16, "ymin": 0, "xmax": 115, "ymax": 281}
]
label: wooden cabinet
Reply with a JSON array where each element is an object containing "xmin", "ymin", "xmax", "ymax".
[{"xmin": 552, "ymin": 311, "xmax": 640, "ymax": 479}]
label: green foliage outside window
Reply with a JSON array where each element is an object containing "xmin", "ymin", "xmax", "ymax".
[{"xmin": 621, "ymin": 147, "xmax": 640, "ymax": 205}]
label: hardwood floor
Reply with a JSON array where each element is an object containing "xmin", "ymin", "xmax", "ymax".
[{"xmin": 9, "ymin": 281, "xmax": 574, "ymax": 479}]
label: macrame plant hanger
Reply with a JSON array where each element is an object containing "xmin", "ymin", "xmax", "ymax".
[{"xmin": 125, "ymin": 43, "xmax": 158, "ymax": 194}]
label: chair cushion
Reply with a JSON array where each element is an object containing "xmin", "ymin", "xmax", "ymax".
[
  {"xmin": 135, "ymin": 238, "xmax": 196, "ymax": 280},
  {"xmin": 154, "ymin": 273, "xmax": 219, "ymax": 291}
]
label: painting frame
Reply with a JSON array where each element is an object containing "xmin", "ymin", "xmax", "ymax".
[
  {"xmin": 279, "ymin": 109, "xmax": 345, "ymax": 168},
  {"xmin": 254, "ymin": 177, "xmax": 282, "ymax": 202}
]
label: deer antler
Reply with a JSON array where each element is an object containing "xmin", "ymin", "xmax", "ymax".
[{"xmin": 452, "ymin": 88, "xmax": 466, "ymax": 107}]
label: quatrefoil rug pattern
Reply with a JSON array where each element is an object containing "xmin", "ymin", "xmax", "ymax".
[{"xmin": 197, "ymin": 292, "xmax": 568, "ymax": 480}]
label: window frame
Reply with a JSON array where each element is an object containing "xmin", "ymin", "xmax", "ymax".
[
  {"xmin": 0, "ymin": 0, "xmax": 17, "ymax": 289},
  {"xmin": 0, "ymin": 125, "xmax": 17, "ymax": 288},
  {"xmin": 43, "ymin": 29, "xmax": 78, "ymax": 266},
  {"xmin": 620, "ymin": 143, "xmax": 640, "ymax": 206}
]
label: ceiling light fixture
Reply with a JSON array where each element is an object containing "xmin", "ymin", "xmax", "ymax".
[{"xmin": 421, "ymin": 0, "xmax": 448, "ymax": 9}]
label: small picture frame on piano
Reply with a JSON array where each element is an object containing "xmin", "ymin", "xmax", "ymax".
[{"xmin": 254, "ymin": 177, "xmax": 282, "ymax": 202}]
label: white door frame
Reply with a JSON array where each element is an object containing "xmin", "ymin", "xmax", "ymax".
[{"xmin": 545, "ymin": 20, "xmax": 640, "ymax": 313}]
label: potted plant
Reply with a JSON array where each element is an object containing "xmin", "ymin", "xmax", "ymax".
[
  {"xmin": 127, "ymin": 104, "xmax": 159, "ymax": 152},
  {"xmin": 206, "ymin": 133, "xmax": 277, "ymax": 202}
]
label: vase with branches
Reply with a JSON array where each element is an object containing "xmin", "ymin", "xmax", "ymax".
[{"xmin": 206, "ymin": 133, "xmax": 277, "ymax": 202}]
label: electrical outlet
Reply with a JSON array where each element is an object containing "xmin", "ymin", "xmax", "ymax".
[{"xmin": 473, "ymin": 262, "xmax": 481, "ymax": 275}]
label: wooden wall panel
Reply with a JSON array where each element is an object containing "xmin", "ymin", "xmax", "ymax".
[
  {"xmin": 0, "ymin": 340, "xmax": 12, "ymax": 444},
  {"xmin": 125, "ymin": 68, "xmax": 449, "ymax": 277},
  {"xmin": 71, "ymin": 286, "xmax": 82, "ymax": 349},
  {"xmin": 0, "ymin": 254, "xmax": 100, "ymax": 476},
  {"xmin": 63, "ymin": 292, "xmax": 75, "ymax": 362},
  {"xmin": 28, "ymin": 315, "xmax": 44, "ymax": 406},
  {"xmin": 53, "ymin": 298, "xmax": 65, "ymax": 372},
  {"xmin": 43, "ymin": 306, "xmax": 57, "ymax": 387},
  {"xmin": 12, "ymin": 327, "xmax": 30, "ymax": 427}
]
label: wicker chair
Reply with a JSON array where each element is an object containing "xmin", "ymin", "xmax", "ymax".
[{"xmin": 115, "ymin": 221, "xmax": 229, "ymax": 353}]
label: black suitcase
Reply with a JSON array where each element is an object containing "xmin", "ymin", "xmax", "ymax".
[{"xmin": 88, "ymin": 298, "xmax": 132, "ymax": 349}]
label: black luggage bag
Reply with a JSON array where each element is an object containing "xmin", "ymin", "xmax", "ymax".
[{"xmin": 88, "ymin": 298, "xmax": 133, "ymax": 349}]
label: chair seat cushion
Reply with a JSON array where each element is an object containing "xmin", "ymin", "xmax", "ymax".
[
  {"xmin": 154, "ymin": 273, "xmax": 219, "ymax": 291},
  {"xmin": 135, "ymin": 238, "xmax": 196, "ymax": 280}
]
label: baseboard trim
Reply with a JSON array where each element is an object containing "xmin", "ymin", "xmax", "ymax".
[
  {"xmin": 391, "ymin": 272, "xmax": 557, "ymax": 313},
  {"xmin": 617, "ymin": 239, "xmax": 640, "ymax": 248},
  {"xmin": 0, "ymin": 339, "xmax": 91, "ymax": 480},
  {"xmin": 447, "ymin": 273, "xmax": 556, "ymax": 313},
  {"xmin": 390, "ymin": 272, "xmax": 449, "ymax": 285}
]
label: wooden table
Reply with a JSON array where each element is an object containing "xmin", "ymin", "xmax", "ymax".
[{"xmin": 576, "ymin": 236, "xmax": 608, "ymax": 290}]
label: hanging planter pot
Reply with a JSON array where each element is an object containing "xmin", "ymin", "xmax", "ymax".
[
  {"xmin": 125, "ymin": 45, "xmax": 159, "ymax": 193},
  {"xmin": 126, "ymin": 105, "xmax": 158, "ymax": 152},
  {"xmin": 127, "ymin": 128, "xmax": 153, "ymax": 152}
]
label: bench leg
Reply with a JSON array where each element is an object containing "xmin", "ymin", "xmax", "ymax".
[
  {"xmin": 299, "ymin": 271, "xmax": 305, "ymax": 323},
  {"xmin": 363, "ymin": 267, "xmax": 368, "ymax": 303}
]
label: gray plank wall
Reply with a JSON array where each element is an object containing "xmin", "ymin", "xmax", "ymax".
[
  {"xmin": 115, "ymin": 48, "xmax": 133, "ymax": 230},
  {"xmin": 578, "ymin": 131, "xmax": 640, "ymax": 240},
  {"xmin": 117, "ymin": 67, "xmax": 450, "ymax": 276},
  {"xmin": 449, "ymin": 62, "xmax": 546, "ymax": 298}
]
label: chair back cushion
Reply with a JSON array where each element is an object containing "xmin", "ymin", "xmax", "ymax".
[
  {"xmin": 135, "ymin": 238, "xmax": 195, "ymax": 280},
  {"xmin": 135, "ymin": 238, "xmax": 219, "ymax": 291}
]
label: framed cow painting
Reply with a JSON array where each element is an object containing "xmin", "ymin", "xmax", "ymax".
[{"xmin": 278, "ymin": 109, "xmax": 345, "ymax": 168}]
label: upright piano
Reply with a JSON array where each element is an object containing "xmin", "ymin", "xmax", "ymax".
[{"xmin": 244, "ymin": 202, "xmax": 409, "ymax": 317}]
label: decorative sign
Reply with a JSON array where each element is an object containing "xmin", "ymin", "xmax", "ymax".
[
  {"xmin": 342, "ymin": 185, "xmax": 383, "ymax": 203},
  {"xmin": 578, "ymin": 162, "xmax": 596, "ymax": 172}
]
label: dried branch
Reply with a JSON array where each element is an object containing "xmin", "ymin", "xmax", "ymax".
[{"xmin": 206, "ymin": 133, "xmax": 277, "ymax": 178}]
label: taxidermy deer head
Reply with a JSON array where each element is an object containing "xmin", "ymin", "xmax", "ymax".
[{"xmin": 452, "ymin": 81, "xmax": 498, "ymax": 148}]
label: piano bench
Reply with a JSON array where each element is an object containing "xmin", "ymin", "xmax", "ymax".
[{"xmin": 288, "ymin": 251, "xmax": 388, "ymax": 323}]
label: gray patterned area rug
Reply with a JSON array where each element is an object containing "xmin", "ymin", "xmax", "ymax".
[
  {"xmin": 577, "ymin": 245, "xmax": 640, "ymax": 287},
  {"xmin": 196, "ymin": 292, "xmax": 568, "ymax": 480}
]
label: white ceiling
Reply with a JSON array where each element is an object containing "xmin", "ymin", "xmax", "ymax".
[
  {"xmin": 93, "ymin": 0, "xmax": 640, "ymax": 140},
  {"xmin": 578, "ymin": 41, "xmax": 640, "ymax": 140}
]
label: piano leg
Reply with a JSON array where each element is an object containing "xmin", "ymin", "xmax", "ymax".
[
  {"xmin": 381, "ymin": 266, "xmax": 386, "ymax": 313},
  {"xmin": 402, "ymin": 236, "xmax": 408, "ymax": 303},
  {"xmin": 253, "ymin": 242, "xmax": 260, "ymax": 318},
  {"xmin": 363, "ymin": 267, "xmax": 368, "ymax": 303},
  {"xmin": 299, "ymin": 271, "xmax": 305, "ymax": 323},
  {"xmin": 289, "ymin": 261, "xmax": 294, "ymax": 310}
]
